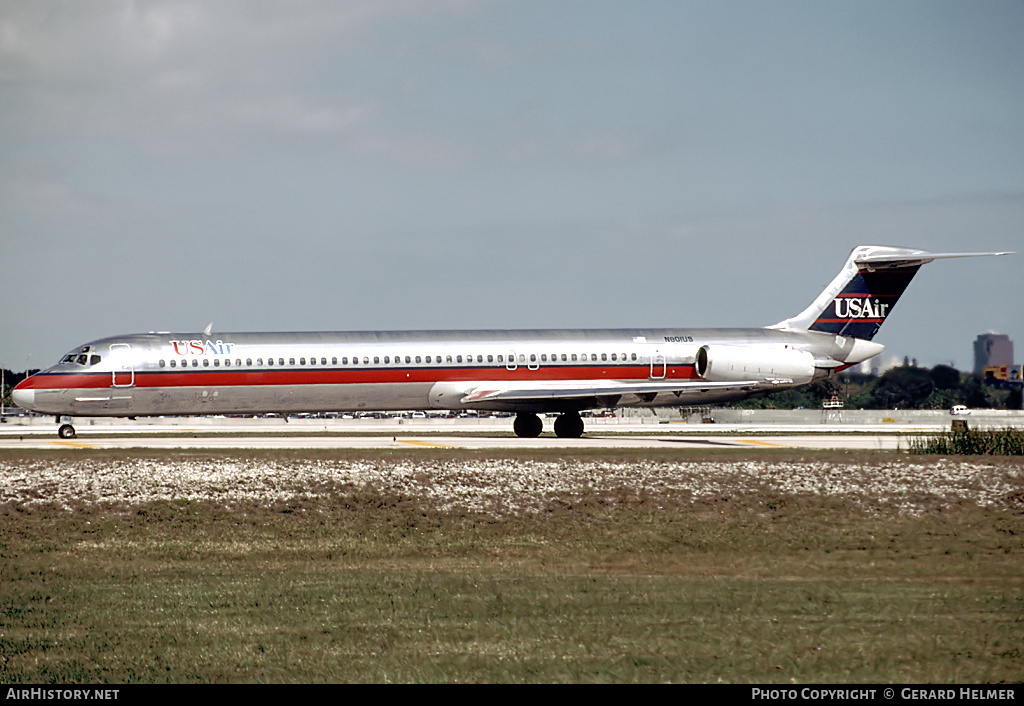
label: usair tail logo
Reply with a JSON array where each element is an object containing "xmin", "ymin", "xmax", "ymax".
[{"xmin": 834, "ymin": 297, "xmax": 889, "ymax": 319}]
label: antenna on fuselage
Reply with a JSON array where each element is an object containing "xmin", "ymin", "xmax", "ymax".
[{"xmin": 203, "ymin": 322, "xmax": 213, "ymax": 337}]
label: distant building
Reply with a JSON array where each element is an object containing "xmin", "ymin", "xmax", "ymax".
[{"xmin": 973, "ymin": 333, "xmax": 1014, "ymax": 374}]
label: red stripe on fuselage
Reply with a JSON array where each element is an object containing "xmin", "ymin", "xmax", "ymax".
[{"xmin": 20, "ymin": 365, "xmax": 699, "ymax": 390}]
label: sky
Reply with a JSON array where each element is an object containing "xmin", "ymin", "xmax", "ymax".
[{"xmin": 2, "ymin": 0, "xmax": 1022, "ymax": 373}]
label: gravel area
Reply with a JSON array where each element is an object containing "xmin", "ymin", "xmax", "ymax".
[{"xmin": 1, "ymin": 455, "xmax": 1021, "ymax": 517}]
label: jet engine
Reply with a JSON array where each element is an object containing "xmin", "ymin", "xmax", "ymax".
[{"xmin": 695, "ymin": 345, "xmax": 815, "ymax": 384}]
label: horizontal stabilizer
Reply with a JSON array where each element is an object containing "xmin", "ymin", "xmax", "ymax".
[{"xmin": 854, "ymin": 248, "xmax": 1013, "ymax": 267}]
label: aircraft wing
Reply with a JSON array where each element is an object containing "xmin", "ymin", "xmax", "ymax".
[{"xmin": 459, "ymin": 379, "xmax": 768, "ymax": 405}]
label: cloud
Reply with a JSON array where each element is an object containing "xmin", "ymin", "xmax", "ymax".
[{"xmin": 0, "ymin": 0, "xmax": 440, "ymax": 153}]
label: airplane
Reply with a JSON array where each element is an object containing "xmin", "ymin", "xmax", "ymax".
[{"xmin": 12, "ymin": 245, "xmax": 1010, "ymax": 439}]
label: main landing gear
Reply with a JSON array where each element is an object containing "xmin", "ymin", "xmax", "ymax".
[
  {"xmin": 513, "ymin": 411, "xmax": 585, "ymax": 438},
  {"xmin": 553, "ymin": 412, "xmax": 585, "ymax": 438},
  {"xmin": 57, "ymin": 420, "xmax": 77, "ymax": 439}
]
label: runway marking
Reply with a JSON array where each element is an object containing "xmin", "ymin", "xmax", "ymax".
[
  {"xmin": 48, "ymin": 440, "xmax": 102, "ymax": 449},
  {"xmin": 660, "ymin": 438, "xmax": 743, "ymax": 447},
  {"xmin": 737, "ymin": 439, "xmax": 794, "ymax": 448},
  {"xmin": 395, "ymin": 439, "xmax": 462, "ymax": 449}
]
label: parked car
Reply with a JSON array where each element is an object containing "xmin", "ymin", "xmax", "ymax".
[{"xmin": 950, "ymin": 405, "xmax": 971, "ymax": 416}]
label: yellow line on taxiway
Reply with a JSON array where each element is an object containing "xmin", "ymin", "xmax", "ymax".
[
  {"xmin": 395, "ymin": 439, "xmax": 462, "ymax": 449},
  {"xmin": 47, "ymin": 440, "xmax": 102, "ymax": 449},
  {"xmin": 736, "ymin": 439, "xmax": 794, "ymax": 448}
]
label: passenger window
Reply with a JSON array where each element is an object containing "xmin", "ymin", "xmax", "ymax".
[
  {"xmin": 332, "ymin": 357, "xmax": 337, "ymax": 365},
  {"xmin": 426, "ymin": 356, "xmax": 432, "ymax": 364},
  {"xmin": 246, "ymin": 359, "xmax": 252, "ymax": 366},
  {"xmin": 322, "ymin": 357, "xmax": 328, "ymax": 365},
  {"xmin": 203, "ymin": 359, "xmax": 211, "ymax": 367},
  {"xmin": 214, "ymin": 359, "xmax": 221, "ymax": 367},
  {"xmin": 415, "ymin": 356, "xmax": 422, "ymax": 364},
  {"xmin": 374, "ymin": 356, "xmax": 380, "ymax": 364},
  {"xmin": 363, "ymin": 357, "xmax": 369, "ymax": 365},
  {"xmin": 300, "ymin": 358, "xmax": 306, "ymax": 365},
  {"xmin": 541, "ymin": 354, "xmax": 547, "ymax": 362},
  {"xmin": 487, "ymin": 354, "xmax": 493, "ymax": 363},
  {"xmin": 289, "ymin": 358, "xmax": 295, "ymax": 366}
]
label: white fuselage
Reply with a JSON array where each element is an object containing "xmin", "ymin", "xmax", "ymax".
[{"xmin": 12, "ymin": 327, "xmax": 852, "ymax": 418}]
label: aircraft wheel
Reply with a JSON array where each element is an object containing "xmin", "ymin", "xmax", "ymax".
[
  {"xmin": 513, "ymin": 413, "xmax": 543, "ymax": 438},
  {"xmin": 553, "ymin": 412, "xmax": 585, "ymax": 438},
  {"xmin": 58, "ymin": 424, "xmax": 77, "ymax": 439}
]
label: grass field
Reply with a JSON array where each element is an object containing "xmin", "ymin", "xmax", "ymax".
[{"xmin": 1, "ymin": 449, "xmax": 1022, "ymax": 683}]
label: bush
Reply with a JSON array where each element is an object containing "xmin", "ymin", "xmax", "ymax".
[{"xmin": 909, "ymin": 428, "xmax": 1024, "ymax": 455}]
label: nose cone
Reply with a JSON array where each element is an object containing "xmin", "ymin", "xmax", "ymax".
[{"xmin": 11, "ymin": 380, "xmax": 35, "ymax": 411}]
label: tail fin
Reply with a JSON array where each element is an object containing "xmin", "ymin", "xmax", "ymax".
[{"xmin": 769, "ymin": 245, "xmax": 1011, "ymax": 341}]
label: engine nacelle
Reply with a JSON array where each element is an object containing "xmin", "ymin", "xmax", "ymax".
[{"xmin": 695, "ymin": 344, "xmax": 815, "ymax": 384}]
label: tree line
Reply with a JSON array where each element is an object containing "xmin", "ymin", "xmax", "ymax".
[{"xmin": 737, "ymin": 364, "xmax": 1023, "ymax": 411}]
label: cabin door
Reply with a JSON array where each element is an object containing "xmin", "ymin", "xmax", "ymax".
[
  {"xmin": 110, "ymin": 343, "xmax": 135, "ymax": 387},
  {"xmin": 649, "ymin": 350, "xmax": 666, "ymax": 379}
]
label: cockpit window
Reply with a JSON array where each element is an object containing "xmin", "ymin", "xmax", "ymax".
[{"xmin": 62, "ymin": 346, "xmax": 100, "ymax": 366}]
